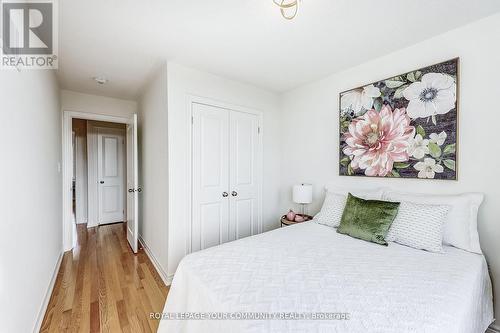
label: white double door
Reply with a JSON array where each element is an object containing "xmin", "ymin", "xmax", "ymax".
[{"xmin": 191, "ymin": 102, "xmax": 261, "ymax": 252}]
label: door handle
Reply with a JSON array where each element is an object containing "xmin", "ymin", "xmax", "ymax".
[
  {"xmin": 128, "ymin": 187, "xmax": 142, "ymax": 193},
  {"xmin": 231, "ymin": 191, "xmax": 238, "ymax": 197},
  {"xmin": 222, "ymin": 192, "xmax": 229, "ymax": 197},
  {"xmin": 100, "ymin": 181, "xmax": 105, "ymax": 184}
]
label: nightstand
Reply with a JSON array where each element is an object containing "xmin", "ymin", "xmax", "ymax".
[{"xmin": 280, "ymin": 214, "xmax": 313, "ymax": 227}]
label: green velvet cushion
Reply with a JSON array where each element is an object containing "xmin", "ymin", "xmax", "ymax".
[{"xmin": 337, "ymin": 193, "xmax": 400, "ymax": 246}]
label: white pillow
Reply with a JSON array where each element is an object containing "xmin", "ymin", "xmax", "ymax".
[
  {"xmin": 383, "ymin": 191, "xmax": 484, "ymax": 254},
  {"xmin": 324, "ymin": 186, "xmax": 385, "ymax": 200},
  {"xmin": 386, "ymin": 201, "xmax": 450, "ymax": 252},
  {"xmin": 314, "ymin": 191, "xmax": 346, "ymax": 228},
  {"xmin": 314, "ymin": 188, "xmax": 384, "ymax": 228}
]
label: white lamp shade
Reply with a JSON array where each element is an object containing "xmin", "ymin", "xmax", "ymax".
[{"xmin": 293, "ymin": 184, "xmax": 313, "ymax": 204}]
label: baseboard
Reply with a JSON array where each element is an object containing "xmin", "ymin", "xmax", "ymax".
[
  {"xmin": 488, "ymin": 324, "xmax": 500, "ymax": 333},
  {"xmin": 76, "ymin": 217, "xmax": 88, "ymax": 224},
  {"xmin": 32, "ymin": 251, "xmax": 63, "ymax": 333},
  {"xmin": 87, "ymin": 219, "xmax": 98, "ymax": 228},
  {"xmin": 138, "ymin": 235, "xmax": 173, "ymax": 286}
]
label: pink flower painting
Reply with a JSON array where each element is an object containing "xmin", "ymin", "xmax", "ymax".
[{"xmin": 339, "ymin": 58, "xmax": 458, "ymax": 179}]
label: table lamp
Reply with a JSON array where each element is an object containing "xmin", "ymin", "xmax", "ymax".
[{"xmin": 293, "ymin": 183, "xmax": 313, "ymax": 214}]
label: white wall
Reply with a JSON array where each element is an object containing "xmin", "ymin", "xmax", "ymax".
[
  {"xmin": 138, "ymin": 64, "xmax": 170, "ymax": 280},
  {"xmin": 61, "ymin": 89, "xmax": 137, "ymax": 117},
  {"xmin": 0, "ymin": 70, "xmax": 62, "ymax": 332},
  {"xmin": 166, "ymin": 62, "xmax": 282, "ymax": 277},
  {"xmin": 279, "ymin": 13, "xmax": 500, "ymax": 329}
]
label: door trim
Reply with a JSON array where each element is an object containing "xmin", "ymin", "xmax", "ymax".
[
  {"xmin": 184, "ymin": 95, "xmax": 263, "ymax": 256},
  {"xmin": 62, "ymin": 110, "xmax": 130, "ymax": 252}
]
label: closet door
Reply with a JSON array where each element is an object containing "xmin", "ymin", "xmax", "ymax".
[
  {"xmin": 229, "ymin": 111, "xmax": 260, "ymax": 241},
  {"xmin": 191, "ymin": 103, "xmax": 230, "ymax": 252}
]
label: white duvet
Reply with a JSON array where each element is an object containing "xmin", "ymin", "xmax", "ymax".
[{"xmin": 159, "ymin": 222, "xmax": 493, "ymax": 333}]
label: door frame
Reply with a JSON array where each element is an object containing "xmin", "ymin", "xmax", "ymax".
[
  {"xmin": 185, "ymin": 95, "xmax": 264, "ymax": 255},
  {"xmin": 87, "ymin": 123, "xmax": 127, "ymax": 228},
  {"xmin": 62, "ymin": 110, "xmax": 130, "ymax": 252}
]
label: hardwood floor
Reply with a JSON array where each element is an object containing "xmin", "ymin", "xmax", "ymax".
[{"xmin": 40, "ymin": 223, "xmax": 169, "ymax": 332}]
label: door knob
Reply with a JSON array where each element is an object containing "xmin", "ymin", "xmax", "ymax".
[
  {"xmin": 137, "ymin": 187, "xmax": 142, "ymax": 193},
  {"xmin": 100, "ymin": 181, "xmax": 104, "ymax": 184},
  {"xmin": 231, "ymin": 191, "xmax": 238, "ymax": 197},
  {"xmin": 128, "ymin": 188, "xmax": 134, "ymax": 193},
  {"xmin": 222, "ymin": 192, "xmax": 229, "ymax": 197}
]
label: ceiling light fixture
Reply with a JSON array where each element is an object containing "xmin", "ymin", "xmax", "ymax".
[
  {"xmin": 93, "ymin": 76, "xmax": 108, "ymax": 85},
  {"xmin": 273, "ymin": 0, "xmax": 299, "ymax": 20}
]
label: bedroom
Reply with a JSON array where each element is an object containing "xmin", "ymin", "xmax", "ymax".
[{"xmin": 0, "ymin": 1, "xmax": 499, "ymax": 332}]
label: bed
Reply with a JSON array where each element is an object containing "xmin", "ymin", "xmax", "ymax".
[{"xmin": 158, "ymin": 222, "xmax": 493, "ymax": 333}]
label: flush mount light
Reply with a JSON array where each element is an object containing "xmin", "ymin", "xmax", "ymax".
[
  {"xmin": 93, "ymin": 76, "xmax": 108, "ymax": 85},
  {"xmin": 273, "ymin": 0, "xmax": 299, "ymax": 20}
]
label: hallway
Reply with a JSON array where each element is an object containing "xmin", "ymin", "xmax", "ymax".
[{"xmin": 40, "ymin": 223, "xmax": 169, "ymax": 332}]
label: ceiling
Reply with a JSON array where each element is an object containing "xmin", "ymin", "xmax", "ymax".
[{"xmin": 58, "ymin": 0, "xmax": 500, "ymax": 100}]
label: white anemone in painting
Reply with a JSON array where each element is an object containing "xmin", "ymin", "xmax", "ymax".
[
  {"xmin": 429, "ymin": 131, "xmax": 447, "ymax": 146},
  {"xmin": 403, "ymin": 73, "xmax": 456, "ymax": 119},
  {"xmin": 414, "ymin": 158, "xmax": 444, "ymax": 179},
  {"xmin": 341, "ymin": 84, "xmax": 381, "ymax": 114},
  {"xmin": 408, "ymin": 134, "xmax": 429, "ymax": 159}
]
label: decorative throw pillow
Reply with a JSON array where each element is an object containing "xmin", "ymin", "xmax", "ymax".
[
  {"xmin": 337, "ymin": 193, "xmax": 400, "ymax": 246},
  {"xmin": 383, "ymin": 191, "xmax": 484, "ymax": 254},
  {"xmin": 314, "ymin": 188, "xmax": 385, "ymax": 228},
  {"xmin": 386, "ymin": 202, "xmax": 450, "ymax": 252},
  {"xmin": 313, "ymin": 191, "xmax": 347, "ymax": 227}
]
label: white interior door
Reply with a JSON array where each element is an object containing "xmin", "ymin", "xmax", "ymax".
[
  {"xmin": 229, "ymin": 111, "xmax": 260, "ymax": 241},
  {"xmin": 191, "ymin": 103, "xmax": 230, "ymax": 252},
  {"xmin": 126, "ymin": 114, "xmax": 139, "ymax": 253},
  {"xmin": 97, "ymin": 128, "xmax": 125, "ymax": 224}
]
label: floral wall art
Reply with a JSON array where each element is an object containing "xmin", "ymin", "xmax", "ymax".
[{"xmin": 339, "ymin": 58, "xmax": 458, "ymax": 180}]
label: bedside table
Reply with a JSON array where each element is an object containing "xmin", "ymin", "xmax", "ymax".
[{"xmin": 280, "ymin": 214, "xmax": 313, "ymax": 227}]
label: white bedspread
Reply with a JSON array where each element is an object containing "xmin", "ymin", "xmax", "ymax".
[{"xmin": 159, "ymin": 222, "xmax": 493, "ymax": 333}]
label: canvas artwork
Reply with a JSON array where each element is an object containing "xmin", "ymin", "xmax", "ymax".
[{"xmin": 339, "ymin": 58, "xmax": 458, "ymax": 180}]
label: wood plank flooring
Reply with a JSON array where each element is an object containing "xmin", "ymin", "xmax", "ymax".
[{"xmin": 40, "ymin": 223, "xmax": 169, "ymax": 332}]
